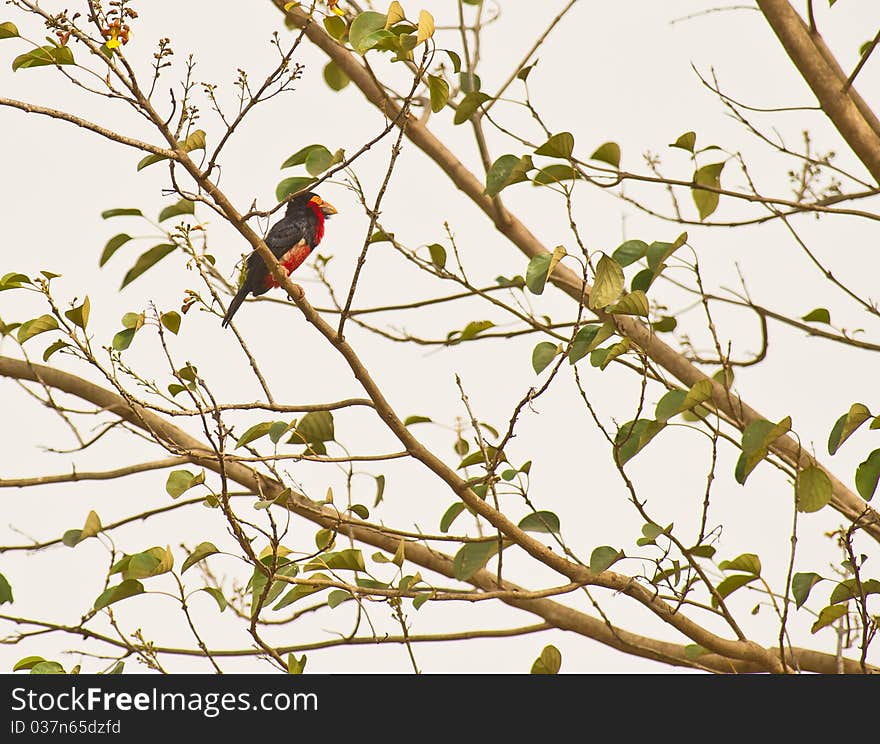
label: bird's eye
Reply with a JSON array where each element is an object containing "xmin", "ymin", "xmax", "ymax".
[{"xmin": 309, "ymin": 195, "xmax": 323, "ymax": 206}]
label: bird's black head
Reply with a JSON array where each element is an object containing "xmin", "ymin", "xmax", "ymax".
[{"xmin": 286, "ymin": 192, "xmax": 338, "ymax": 218}]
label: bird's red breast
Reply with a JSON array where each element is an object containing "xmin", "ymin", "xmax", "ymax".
[{"xmin": 264, "ymin": 240, "xmax": 312, "ymax": 289}]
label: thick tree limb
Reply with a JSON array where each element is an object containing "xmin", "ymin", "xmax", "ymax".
[
  {"xmin": 274, "ymin": 2, "xmax": 880, "ymax": 542},
  {"xmin": 756, "ymin": 0, "xmax": 880, "ymax": 183},
  {"xmin": 2, "ymin": 356, "xmax": 874, "ymax": 673}
]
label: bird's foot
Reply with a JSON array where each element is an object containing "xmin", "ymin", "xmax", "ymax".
[{"xmin": 287, "ymin": 283, "xmax": 305, "ymax": 301}]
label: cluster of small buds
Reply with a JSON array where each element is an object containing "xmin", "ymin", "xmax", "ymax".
[
  {"xmin": 181, "ymin": 290, "xmax": 199, "ymax": 315},
  {"xmin": 154, "ymin": 37, "xmax": 173, "ymax": 64}
]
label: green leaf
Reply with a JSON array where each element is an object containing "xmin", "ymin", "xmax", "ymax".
[
  {"xmin": 428, "ymin": 74, "xmax": 449, "ymax": 113},
  {"xmin": 404, "ymin": 415, "xmax": 432, "ymax": 426},
  {"xmin": 568, "ymin": 323, "xmax": 611, "ymax": 365},
  {"xmin": 589, "ymin": 254, "xmax": 624, "ymax": 309},
  {"xmin": 855, "ymin": 449, "xmax": 880, "ymax": 501},
  {"xmin": 811, "ymin": 604, "xmax": 847, "ymax": 633},
  {"xmin": 631, "ymin": 268, "xmax": 655, "ymax": 293},
  {"xmin": 30, "ymin": 661, "xmax": 65, "ymax": 674},
  {"xmin": 518, "ymin": 511, "xmax": 560, "ymax": 534},
  {"xmin": 0, "ymin": 21, "xmax": 20, "ymax": 39},
  {"xmin": 614, "ymin": 419, "xmax": 664, "ymax": 466},
  {"xmin": 17, "ymin": 314, "xmax": 58, "ymax": 344},
  {"xmin": 686, "ymin": 544, "xmax": 716, "ymax": 559},
  {"xmin": 440, "ymin": 503, "xmax": 466, "ymax": 533},
  {"xmin": 14, "ymin": 656, "xmax": 47, "ymax": 672},
  {"xmin": 101, "ymin": 208, "xmax": 143, "ymax": 219},
  {"xmin": 158, "ymin": 199, "xmax": 195, "ymax": 223},
  {"xmin": 535, "ymin": 132, "xmax": 574, "ymax": 159},
  {"xmin": 652, "ymin": 316, "xmax": 677, "ymax": 333},
  {"xmin": 374, "ymin": 474, "xmax": 386, "ymax": 507},
  {"xmin": 530, "ymin": 645, "xmax": 562, "ymax": 674},
  {"xmin": 484, "ymin": 154, "xmax": 532, "ymax": 197},
  {"xmin": 274, "ymin": 573, "xmax": 329, "ymax": 611},
  {"xmin": 532, "ymin": 164, "xmax": 580, "ymax": 186},
  {"xmin": 735, "ymin": 417, "xmax": 791, "ymax": 484},
  {"xmin": 829, "ymin": 578, "xmax": 880, "ymax": 605},
  {"xmin": 453, "ymin": 540, "xmax": 499, "ymax": 580},
  {"xmin": 828, "ymin": 403, "xmax": 871, "ymax": 455},
  {"xmin": 590, "ymin": 546, "xmax": 624, "ymax": 574},
  {"xmin": 12, "ymin": 45, "xmax": 75, "ymax": 71},
  {"xmin": 291, "ymin": 410, "xmax": 335, "ymax": 446},
  {"xmin": 413, "ymin": 592, "xmax": 432, "ymax": 609},
  {"xmin": 692, "ymin": 161, "xmax": 725, "ymax": 220},
  {"xmin": 121, "ymin": 244, "xmax": 175, "ymax": 289},
  {"xmin": 797, "ymin": 465, "xmax": 832, "ymax": 513},
  {"xmin": 612, "ymin": 239, "xmax": 648, "ymax": 267},
  {"xmin": 304, "ymin": 146, "xmax": 334, "ymax": 176},
  {"xmin": 531, "ymin": 342, "xmax": 559, "ymax": 374},
  {"xmin": 458, "ymin": 320, "xmax": 495, "ymax": 341},
  {"xmin": 287, "ymin": 654, "xmax": 307, "ymax": 675},
  {"xmin": 94, "ymin": 579, "xmax": 145, "ymax": 610},
  {"xmin": 64, "ymin": 297, "xmax": 90, "ymax": 330},
  {"xmin": 165, "ymin": 469, "xmax": 205, "ymax": 499},
  {"xmin": 516, "ymin": 60, "xmax": 537, "ymax": 80},
  {"xmin": 112, "ymin": 328, "xmax": 136, "ymax": 351},
  {"xmin": 646, "ymin": 233, "xmax": 687, "ymax": 271},
  {"xmin": 324, "ymin": 15, "xmax": 347, "ymax": 39},
  {"xmin": 711, "ymin": 574, "xmax": 757, "ymax": 608},
  {"xmin": 525, "ymin": 253, "xmax": 553, "ymax": 295},
  {"xmin": 350, "ymin": 11, "xmax": 388, "ymax": 54},
  {"xmin": 656, "ymin": 379, "xmax": 713, "ymax": 422},
  {"xmin": 719, "ymin": 553, "xmax": 761, "ymax": 575},
  {"xmin": 590, "ymin": 141, "xmax": 620, "ymax": 168},
  {"xmin": 596, "ymin": 338, "xmax": 630, "ymax": 370},
  {"xmin": 305, "ymin": 549, "xmax": 366, "ymax": 572},
  {"xmin": 453, "ymin": 91, "xmax": 490, "ymax": 124},
  {"xmin": 182, "ymin": 542, "xmax": 220, "ymax": 573},
  {"xmin": 801, "ymin": 307, "xmax": 831, "ymax": 324},
  {"xmin": 323, "ymin": 60, "xmax": 350, "ymax": 90},
  {"xmin": 160, "ymin": 311, "xmax": 181, "ymax": 335},
  {"xmin": 0, "ymin": 272, "xmax": 31, "ymax": 291},
  {"xmin": 199, "ymin": 587, "xmax": 227, "ymax": 612},
  {"xmin": 282, "ymin": 144, "xmax": 328, "ymax": 169},
  {"xmin": 792, "ymin": 572, "xmax": 822, "ymax": 609},
  {"xmin": 0, "ymin": 572, "xmax": 12, "ymax": 604},
  {"xmin": 235, "ymin": 421, "xmax": 274, "ymax": 449},
  {"xmin": 670, "ymin": 131, "xmax": 696, "ymax": 152},
  {"xmin": 327, "ymin": 590, "xmax": 351, "ymax": 609},
  {"xmin": 100, "ymin": 234, "xmax": 132, "ymax": 266},
  {"xmin": 427, "ymin": 243, "xmax": 447, "ymax": 269},
  {"xmin": 276, "ymin": 176, "xmax": 318, "ymax": 202},
  {"xmin": 608, "ymin": 290, "xmax": 649, "ymax": 316},
  {"xmin": 684, "ymin": 644, "xmax": 709, "ymax": 660},
  {"xmin": 135, "ymin": 130, "xmax": 206, "ymax": 170}
]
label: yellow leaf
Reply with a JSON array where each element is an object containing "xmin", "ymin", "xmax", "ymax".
[
  {"xmin": 106, "ymin": 39, "xmax": 120, "ymax": 49},
  {"xmin": 547, "ymin": 245, "xmax": 567, "ymax": 281},
  {"xmin": 81, "ymin": 510, "xmax": 102, "ymax": 540},
  {"xmin": 386, "ymin": 1, "xmax": 406, "ymax": 28},
  {"xmin": 416, "ymin": 9, "xmax": 434, "ymax": 44},
  {"xmin": 259, "ymin": 545, "xmax": 292, "ymax": 561}
]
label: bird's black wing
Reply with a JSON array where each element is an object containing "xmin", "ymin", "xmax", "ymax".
[{"xmin": 265, "ymin": 215, "xmax": 308, "ymax": 258}]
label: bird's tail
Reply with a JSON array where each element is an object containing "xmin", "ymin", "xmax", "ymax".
[{"xmin": 221, "ymin": 285, "xmax": 249, "ymax": 328}]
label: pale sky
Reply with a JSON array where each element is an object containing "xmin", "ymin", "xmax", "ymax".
[{"xmin": 1, "ymin": 1, "xmax": 879, "ymax": 673}]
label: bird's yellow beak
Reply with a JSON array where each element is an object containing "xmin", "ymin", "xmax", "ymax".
[{"xmin": 309, "ymin": 195, "xmax": 338, "ymax": 217}]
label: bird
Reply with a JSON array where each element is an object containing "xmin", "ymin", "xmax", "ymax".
[{"xmin": 221, "ymin": 192, "xmax": 337, "ymax": 327}]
